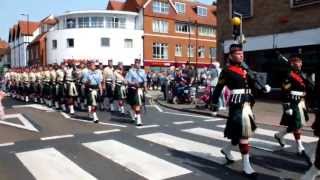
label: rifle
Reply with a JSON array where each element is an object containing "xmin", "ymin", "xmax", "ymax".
[
  {"xmin": 240, "ymin": 62, "xmax": 268, "ymax": 92},
  {"xmin": 276, "ymin": 51, "xmax": 315, "ymax": 90}
]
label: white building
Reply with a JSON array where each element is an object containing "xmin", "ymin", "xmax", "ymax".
[
  {"xmin": 46, "ymin": 10, "xmax": 144, "ymax": 66},
  {"xmin": 8, "ymin": 21, "xmax": 40, "ymax": 67}
]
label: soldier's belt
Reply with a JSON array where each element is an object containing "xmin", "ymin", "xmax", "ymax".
[
  {"xmin": 231, "ymin": 89, "xmax": 251, "ymax": 95},
  {"xmin": 88, "ymin": 85, "xmax": 99, "ymax": 90},
  {"xmin": 290, "ymin": 91, "xmax": 305, "ymax": 97}
]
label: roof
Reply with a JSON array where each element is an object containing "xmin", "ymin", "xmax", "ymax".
[
  {"xmin": 107, "ymin": 1, "xmax": 125, "ymax": 10},
  {"xmin": 29, "ymin": 32, "xmax": 47, "ymax": 46},
  {"xmin": 40, "ymin": 15, "xmax": 58, "ymax": 25},
  {"xmin": 18, "ymin": 21, "xmax": 40, "ymax": 36},
  {"xmin": 107, "ymin": 0, "xmax": 147, "ymax": 12}
]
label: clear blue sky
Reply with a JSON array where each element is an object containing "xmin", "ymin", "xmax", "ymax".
[{"xmin": 0, "ymin": 0, "xmax": 215, "ymax": 41}]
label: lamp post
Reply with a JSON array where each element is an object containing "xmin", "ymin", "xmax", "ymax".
[{"xmin": 20, "ymin": 13, "xmax": 29, "ymax": 67}]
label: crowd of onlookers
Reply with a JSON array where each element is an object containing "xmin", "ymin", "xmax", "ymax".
[{"xmin": 147, "ymin": 62, "xmax": 229, "ymax": 110}]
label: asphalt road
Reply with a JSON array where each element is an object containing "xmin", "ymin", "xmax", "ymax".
[{"xmin": 0, "ymin": 97, "xmax": 318, "ymax": 180}]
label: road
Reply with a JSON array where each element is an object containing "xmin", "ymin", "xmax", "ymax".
[{"xmin": 0, "ymin": 97, "xmax": 318, "ymax": 180}]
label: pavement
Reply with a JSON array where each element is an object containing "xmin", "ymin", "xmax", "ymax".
[
  {"xmin": 150, "ymin": 90, "xmax": 315, "ymax": 131},
  {"xmin": 0, "ymin": 95, "xmax": 318, "ymax": 180}
]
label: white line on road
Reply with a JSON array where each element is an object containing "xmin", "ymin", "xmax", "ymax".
[
  {"xmin": 60, "ymin": 112, "xmax": 71, "ymax": 119},
  {"xmin": 153, "ymin": 105, "xmax": 164, "ymax": 112},
  {"xmin": 162, "ymin": 111, "xmax": 209, "ymax": 119},
  {"xmin": 0, "ymin": 113, "xmax": 39, "ymax": 132},
  {"xmin": 98, "ymin": 122, "xmax": 127, "ymax": 128},
  {"xmin": 93, "ymin": 129, "xmax": 121, "ymax": 135},
  {"xmin": 136, "ymin": 124, "xmax": 160, "ymax": 129},
  {"xmin": 204, "ymin": 118, "xmax": 225, "ymax": 122},
  {"xmin": 216, "ymin": 125, "xmax": 319, "ymax": 143},
  {"xmin": 83, "ymin": 140, "xmax": 191, "ymax": 180},
  {"xmin": 16, "ymin": 148, "xmax": 97, "ymax": 180},
  {"xmin": 138, "ymin": 132, "xmax": 241, "ymax": 165},
  {"xmin": 41, "ymin": 134, "xmax": 74, "ymax": 141},
  {"xmin": 182, "ymin": 127, "xmax": 291, "ymax": 152},
  {"xmin": 173, "ymin": 121, "xmax": 194, "ymax": 125},
  {"xmin": 0, "ymin": 142, "xmax": 15, "ymax": 147}
]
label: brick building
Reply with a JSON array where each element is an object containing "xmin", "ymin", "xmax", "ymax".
[
  {"xmin": 107, "ymin": 0, "xmax": 217, "ymax": 71},
  {"xmin": 217, "ymin": 0, "xmax": 320, "ymax": 86}
]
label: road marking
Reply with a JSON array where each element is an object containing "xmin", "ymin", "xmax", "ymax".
[
  {"xmin": 93, "ymin": 129, "xmax": 121, "ymax": 135},
  {"xmin": 83, "ymin": 140, "xmax": 191, "ymax": 180},
  {"xmin": 173, "ymin": 121, "xmax": 194, "ymax": 125},
  {"xmin": 138, "ymin": 132, "xmax": 241, "ymax": 164},
  {"xmin": 41, "ymin": 134, "xmax": 74, "ymax": 141},
  {"xmin": 153, "ymin": 105, "xmax": 164, "ymax": 112},
  {"xmin": 16, "ymin": 148, "xmax": 97, "ymax": 180},
  {"xmin": 204, "ymin": 118, "xmax": 225, "ymax": 122},
  {"xmin": 162, "ymin": 111, "xmax": 209, "ymax": 119},
  {"xmin": 0, "ymin": 113, "xmax": 39, "ymax": 132},
  {"xmin": 216, "ymin": 125, "xmax": 319, "ymax": 143},
  {"xmin": 60, "ymin": 112, "xmax": 71, "ymax": 119},
  {"xmin": 182, "ymin": 128, "xmax": 290, "ymax": 152},
  {"xmin": 98, "ymin": 122, "xmax": 127, "ymax": 128},
  {"xmin": 136, "ymin": 124, "xmax": 160, "ymax": 129},
  {"xmin": 0, "ymin": 142, "xmax": 15, "ymax": 147},
  {"xmin": 13, "ymin": 104, "xmax": 55, "ymax": 112}
]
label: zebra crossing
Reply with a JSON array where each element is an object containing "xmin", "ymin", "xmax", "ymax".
[{"xmin": 8, "ymin": 122, "xmax": 319, "ymax": 180}]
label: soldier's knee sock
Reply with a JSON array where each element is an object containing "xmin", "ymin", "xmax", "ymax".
[
  {"xmin": 135, "ymin": 110, "xmax": 142, "ymax": 124},
  {"xmin": 239, "ymin": 143, "xmax": 250, "ymax": 155},
  {"xmin": 294, "ymin": 130, "xmax": 304, "ymax": 152}
]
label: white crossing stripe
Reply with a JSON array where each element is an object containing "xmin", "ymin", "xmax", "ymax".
[
  {"xmin": 41, "ymin": 134, "xmax": 74, "ymax": 141},
  {"xmin": 182, "ymin": 128, "xmax": 290, "ymax": 152},
  {"xmin": 0, "ymin": 142, "xmax": 15, "ymax": 147},
  {"xmin": 138, "ymin": 133, "xmax": 241, "ymax": 165},
  {"xmin": 216, "ymin": 125, "xmax": 319, "ymax": 143},
  {"xmin": 16, "ymin": 148, "xmax": 97, "ymax": 180},
  {"xmin": 204, "ymin": 118, "xmax": 225, "ymax": 122},
  {"xmin": 136, "ymin": 124, "xmax": 160, "ymax": 129},
  {"xmin": 83, "ymin": 140, "xmax": 191, "ymax": 180},
  {"xmin": 173, "ymin": 121, "xmax": 194, "ymax": 125},
  {"xmin": 162, "ymin": 111, "xmax": 209, "ymax": 119},
  {"xmin": 93, "ymin": 129, "xmax": 121, "ymax": 134}
]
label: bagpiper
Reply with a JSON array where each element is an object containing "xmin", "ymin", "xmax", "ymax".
[
  {"xmin": 114, "ymin": 62, "xmax": 126, "ymax": 114},
  {"xmin": 83, "ymin": 61, "xmax": 103, "ymax": 123},
  {"xmin": 301, "ymin": 64, "xmax": 320, "ymax": 179},
  {"xmin": 211, "ymin": 44, "xmax": 270, "ymax": 178},
  {"xmin": 274, "ymin": 55, "xmax": 313, "ymax": 159},
  {"xmin": 125, "ymin": 58, "xmax": 147, "ymax": 126},
  {"xmin": 64, "ymin": 62, "xmax": 78, "ymax": 114},
  {"xmin": 103, "ymin": 59, "xmax": 115, "ymax": 111}
]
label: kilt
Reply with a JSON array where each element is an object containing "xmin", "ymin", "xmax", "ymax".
[
  {"xmin": 127, "ymin": 86, "xmax": 144, "ymax": 106},
  {"xmin": 224, "ymin": 102, "xmax": 257, "ymax": 144},
  {"xmin": 105, "ymin": 81, "xmax": 114, "ymax": 98},
  {"xmin": 23, "ymin": 83, "xmax": 31, "ymax": 95},
  {"xmin": 114, "ymin": 83, "xmax": 126, "ymax": 100},
  {"xmin": 280, "ymin": 99, "xmax": 309, "ymax": 132},
  {"xmin": 42, "ymin": 83, "xmax": 52, "ymax": 97},
  {"xmin": 66, "ymin": 82, "xmax": 78, "ymax": 97},
  {"xmin": 87, "ymin": 85, "xmax": 99, "ymax": 106},
  {"xmin": 55, "ymin": 82, "xmax": 65, "ymax": 98}
]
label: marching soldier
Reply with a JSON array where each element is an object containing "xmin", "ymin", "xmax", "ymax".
[
  {"xmin": 125, "ymin": 58, "xmax": 147, "ymax": 126},
  {"xmin": 42, "ymin": 66, "xmax": 52, "ymax": 106},
  {"xmin": 301, "ymin": 66, "xmax": 320, "ymax": 179},
  {"xmin": 22, "ymin": 68, "xmax": 31, "ymax": 102},
  {"xmin": 96, "ymin": 63, "xmax": 104, "ymax": 110},
  {"xmin": 4, "ymin": 69, "xmax": 11, "ymax": 93},
  {"xmin": 55, "ymin": 63, "xmax": 67, "ymax": 111},
  {"xmin": 274, "ymin": 55, "xmax": 313, "ymax": 159},
  {"xmin": 75, "ymin": 62, "xmax": 88, "ymax": 111},
  {"xmin": 103, "ymin": 59, "xmax": 115, "ymax": 111},
  {"xmin": 114, "ymin": 62, "xmax": 126, "ymax": 113},
  {"xmin": 35, "ymin": 66, "xmax": 43, "ymax": 104},
  {"xmin": 48, "ymin": 65, "xmax": 57, "ymax": 107},
  {"xmin": 211, "ymin": 44, "xmax": 270, "ymax": 178},
  {"xmin": 29, "ymin": 67, "xmax": 37, "ymax": 103},
  {"xmin": 83, "ymin": 61, "xmax": 103, "ymax": 123},
  {"xmin": 65, "ymin": 62, "xmax": 78, "ymax": 114}
]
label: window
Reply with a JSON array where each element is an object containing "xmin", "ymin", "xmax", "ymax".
[
  {"xmin": 290, "ymin": 0, "xmax": 320, "ymax": 8},
  {"xmin": 78, "ymin": 17, "xmax": 90, "ymax": 28},
  {"xmin": 66, "ymin": 18, "xmax": 76, "ymax": 28},
  {"xmin": 198, "ymin": 26, "xmax": 216, "ymax": 37},
  {"xmin": 153, "ymin": 43, "xmax": 168, "ymax": 59},
  {"xmin": 101, "ymin": 38, "xmax": 110, "ymax": 47},
  {"xmin": 152, "ymin": 20, "xmax": 168, "ymax": 33},
  {"xmin": 91, "ymin": 17, "xmax": 104, "ymax": 28},
  {"xmin": 52, "ymin": 40, "xmax": 57, "ymax": 49},
  {"xmin": 198, "ymin": 47, "xmax": 205, "ymax": 58},
  {"xmin": 124, "ymin": 39, "xmax": 133, "ymax": 48},
  {"xmin": 106, "ymin": 17, "xmax": 126, "ymax": 28},
  {"xmin": 187, "ymin": 45, "xmax": 194, "ymax": 57},
  {"xmin": 209, "ymin": 47, "xmax": 217, "ymax": 58},
  {"xmin": 175, "ymin": 44, "xmax": 182, "ymax": 57},
  {"xmin": 176, "ymin": 22, "xmax": 193, "ymax": 33},
  {"xmin": 197, "ymin": 6, "xmax": 207, "ymax": 16},
  {"xmin": 231, "ymin": 0, "xmax": 253, "ymax": 18},
  {"xmin": 175, "ymin": 2, "xmax": 185, "ymax": 14},
  {"xmin": 153, "ymin": 1, "xmax": 169, "ymax": 14},
  {"xmin": 67, "ymin": 38, "xmax": 74, "ymax": 48}
]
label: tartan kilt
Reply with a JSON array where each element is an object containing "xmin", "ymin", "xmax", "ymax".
[
  {"xmin": 280, "ymin": 100, "xmax": 309, "ymax": 132},
  {"xmin": 224, "ymin": 102, "xmax": 257, "ymax": 144},
  {"xmin": 43, "ymin": 83, "xmax": 51, "ymax": 96},
  {"xmin": 55, "ymin": 83, "xmax": 65, "ymax": 97},
  {"xmin": 127, "ymin": 87, "xmax": 139, "ymax": 106},
  {"xmin": 114, "ymin": 84, "xmax": 126, "ymax": 100},
  {"xmin": 23, "ymin": 83, "xmax": 31, "ymax": 94},
  {"xmin": 104, "ymin": 83, "xmax": 114, "ymax": 98},
  {"xmin": 33, "ymin": 83, "xmax": 41, "ymax": 94},
  {"xmin": 87, "ymin": 86, "xmax": 99, "ymax": 106},
  {"xmin": 66, "ymin": 82, "xmax": 78, "ymax": 97}
]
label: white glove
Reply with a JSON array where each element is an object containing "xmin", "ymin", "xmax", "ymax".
[
  {"xmin": 264, "ymin": 85, "xmax": 271, "ymax": 93},
  {"xmin": 211, "ymin": 111, "xmax": 217, "ymax": 116},
  {"xmin": 285, "ymin": 109, "xmax": 293, "ymax": 116}
]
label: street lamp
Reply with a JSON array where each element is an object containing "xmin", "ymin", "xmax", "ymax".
[{"xmin": 20, "ymin": 13, "xmax": 29, "ymax": 67}]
